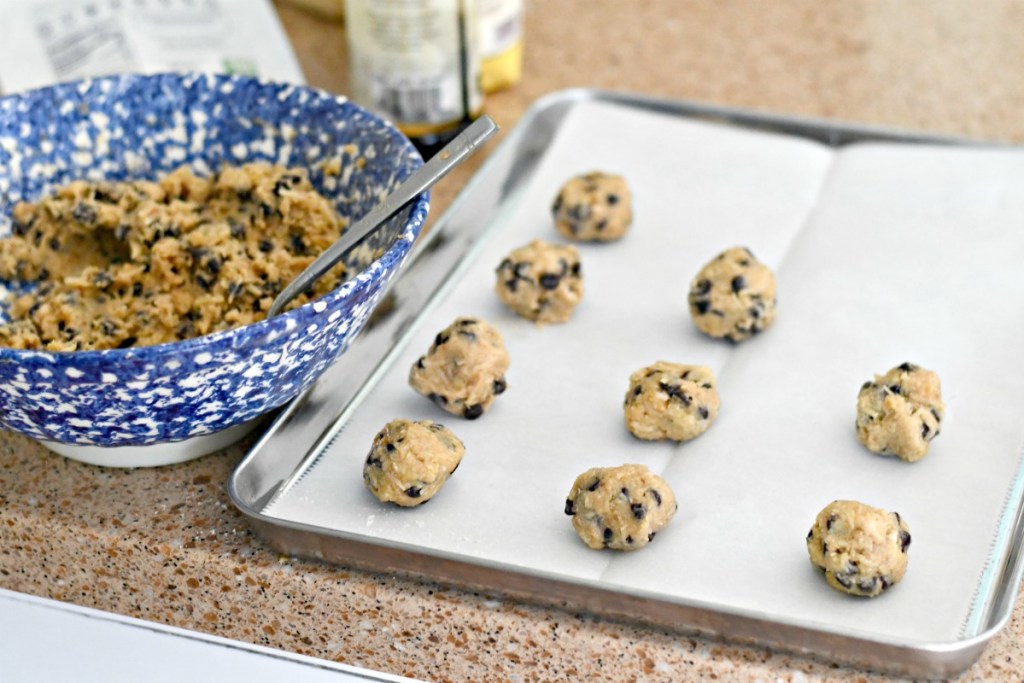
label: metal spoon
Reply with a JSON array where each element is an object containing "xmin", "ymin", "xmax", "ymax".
[{"xmin": 267, "ymin": 114, "xmax": 499, "ymax": 318}]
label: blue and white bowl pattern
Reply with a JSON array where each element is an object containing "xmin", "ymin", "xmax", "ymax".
[{"xmin": 0, "ymin": 73, "xmax": 427, "ymax": 447}]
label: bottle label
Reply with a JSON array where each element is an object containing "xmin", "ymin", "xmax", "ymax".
[{"xmin": 346, "ymin": 0, "xmax": 481, "ymax": 135}]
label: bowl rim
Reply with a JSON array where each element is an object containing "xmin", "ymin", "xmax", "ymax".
[{"xmin": 0, "ymin": 71, "xmax": 429, "ymax": 368}]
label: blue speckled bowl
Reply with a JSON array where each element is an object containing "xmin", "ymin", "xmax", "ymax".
[{"xmin": 0, "ymin": 73, "xmax": 428, "ymax": 464}]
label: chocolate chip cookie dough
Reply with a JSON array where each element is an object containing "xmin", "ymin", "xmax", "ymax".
[
  {"xmin": 409, "ymin": 317, "xmax": 510, "ymax": 419},
  {"xmin": 0, "ymin": 163, "xmax": 349, "ymax": 351},
  {"xmin": 688, "ymin": 246, "xmax": 777, "ymax": 342},
  {"xmin": 552, "ymin": 172, "xmax": 632, "ymax": 241},
  {"xmin": 856, "ymin": 362, "xmax": 945, "ymax": 462},
  {"xmin": 495, "ymin": 239, "xmax": 583, "ymax": 324},
  {"xmin": 363, "ymin": 419, "xmax": 465, "ymax": 507},
  {"xmin": 807, "ymin": 500, "xmax": 911, "ymax": 597},
  {"xmin": 624, "ymin": 361, "xmax": 721, "ymax": 442},
  {"xmin": 565, "ymin": 464, "xmax": 677, "ymax": 551}
]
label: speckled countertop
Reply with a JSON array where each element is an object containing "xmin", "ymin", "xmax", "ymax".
[{"xmin": 3, "ymin": 2, "xmax": 1024, "ymax": 681}]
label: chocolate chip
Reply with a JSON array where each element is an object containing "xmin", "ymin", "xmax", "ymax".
[
  {"xmin": 258, "ymin": 239, "xmax": 273, "ymax": 252},
  {"xmin": 647, "ymin": 532, "xmax": 656, "ymax": 542},
  {"xmin": 606, "ymin": 193, "xmax": 619, "ymax": 205},
  {"xmin": 698, "ymin": 406, "xmax": 709, "ymax": 419},
  {"xmin": 826, "ymin": 514, "xmax": 837, "ymax": 530},
  {"xmin": 434, "ymin": 333, "xmax": 449, "ymax": 347},
  {"xmin": 539, "ymin": 273, "xmax": 561, "ymax": 290},
  {"xmin": 888, "ymin": 385, "xmax": 902, "ymax": 395},
  {"xmin": 587, "ymin": 479, "xmax": 601, "ymax": 492},
  {"xmin": 569, "ymin": 204, "xmax": 590, "ymax": 221},
  {"xmin": 595, "ymin": 219, "xmax": 608, "ymax": 232},
  {"xmin": 632, "ymin": 385, "xmax": 642, "ymax": 397},
  {"xmin": 551, "ymin": 194, "xmax": 563, "ymax": 213},
  {"xmin": 48, "ymin": 237, "xmax": 61, "ymax": 250},
  {"xmin": 834, "ymin": 572, "xmax": 853, "ymax": 589},
  {"xmin": 625, "ymin": 536, "xmax": 633, "ymax": 544},
  {"xmin": 385, "ymin": 443, "xmax": 395, "ymax": 452},
  {"xmin": 630, "ymin": 503, "xmax": 646, "ymax": 520},
  {"xmin": 116, "ymin": 336, "xmax": 137, "ymax": 349},
  {"xmin": 899, "ymin": 530, "xmax": 911, "ymax": 552},
  {"xmin": 701, "ymin": 383, "xmax": 712, "ymax": 389},
  {"xmin": 290, "ymin": 233, "xmax": 306, "ymax": 253},
  {"xmin": 659, "ymin": 381, "xmax": 691, "ymax": 405},
  {"xmin": 603, "ymin": 527, "xmax": 613, "ymax": 542},
  {"xmin": 365, "ymin": 454, "xmax": 383, "ymax": 468},
  {"xmin": 404, "ymin": 486, "xmax": 422, "ymax": 499},
  {"xmin": 649, "ymin": 489, "xmax": 662, "ymax": 506},
  {"xmin": 692, "ymin": 279, "xmax": 711, "ymax": 296},
  {"xmin": 931, "ymin": 408, "xmax": 942, "ymax": 423},
  {"xmin": 693, "ymin": 299, "xmax": 710, "ymax": 315},
  {"xmin": 571, "ymin": 261, "xmax": 581, "ymax": 276},
  {"xmin": 493, "ymin": 377, "xmax": 507, "ymax": 395},
  {"xmin": 861, "ymin": 381, "xmax": 873, "ymax": 391},
  {"xmin": 731, "ymin": 275, "xmax": 746, "ymax": 293},
  {"xmin": 71, "ymin": 202, "xmax": 98, "ymax": 225},
  {"xmin": 806, "ymin": 528, "xmax": 813, "ymax": 540},
  {"xmin": 428, "ymin": 392, "xmax": 448, "ymax": 406},
  {"xmin": 857, "ymin": 577, "xmax": 878, "ymax": 593},
  {"xmin": 457, "ymin": 329, "xmax": 477, "ymax": 342},
  {"xmin": 898, "ymin": 362, "xmax": 916, "ymax": 372},
  {"xmin": 921, "ymin": 423, "xmax": 931, "ymax": 439},
  {"xmin": 463, "ymin": 404, "xmax": 484, "ymax": 420},
  {"xmin": 564, "ymin": 499, "xmax": 575, "ymax": 515}
]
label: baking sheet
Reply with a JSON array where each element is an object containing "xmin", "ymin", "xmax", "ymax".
[{"xmin": 231, "ymin": 92, "xmax": 1024, "ymax": 675}]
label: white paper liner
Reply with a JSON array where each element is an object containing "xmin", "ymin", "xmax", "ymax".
[{"xmin": 266, "ymin": 100, "xmax": 1024, "ymax": 645}]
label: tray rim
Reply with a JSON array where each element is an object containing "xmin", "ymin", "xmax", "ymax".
[{"xmin": 228, "ymin": 87, "xmax": 1024, "ymax": 680}]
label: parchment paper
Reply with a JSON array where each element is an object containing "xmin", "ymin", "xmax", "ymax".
[{"xmin": 267, "ymin": 100, "xmax": 1024, "ymax": 644}]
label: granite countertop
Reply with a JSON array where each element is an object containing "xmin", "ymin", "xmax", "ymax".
[{"xmin": 3, "ymin": 1, "xmax": 1024, "ymax": 681}]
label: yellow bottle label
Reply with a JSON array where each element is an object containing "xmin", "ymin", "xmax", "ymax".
[{"xmin": 478, "ymin": 0, "xmax": 522, "ymax": 92}]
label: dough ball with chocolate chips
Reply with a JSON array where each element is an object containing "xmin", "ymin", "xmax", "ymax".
[
  {"xmin": 623, "ymin": 361, "xmax": 721, "ymax": 442},
  {"xmin": 565, "ymin": 464, "xmax": 677, "ymax": 551},
  {"xmin": 363, "ymin": 419, "xmax": 465, "ymax": 507},
  {"xmin": 494, "ymin": 239, "xmax": 583, "ymax": 324},
  {"xmin": 856, "ymin": 362, "xmax": 945, "ymax": 462},
  {"xmin": 806, "ymin": 500, "xmax": 911, "ymax": 597},
  {"xmin": 409, "ymin": 317, "xmax": 510, "ymax": 419},
  {"xmin": 687, "ymin": 246, "xmax": 777, "ymax": 342},
  {"xmin": 552, "ymin": 172, "xmax": 632, "ymax": 241}
]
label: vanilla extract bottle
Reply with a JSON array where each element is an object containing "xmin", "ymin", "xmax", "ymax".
[{"xmin": 345, "ymin": 0, "xmax": 484, "ymax": 159}]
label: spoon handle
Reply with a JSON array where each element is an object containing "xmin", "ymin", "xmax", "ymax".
[{"xmin": 268, "ymin": 114, "xmax": 500, "ymax": 318}]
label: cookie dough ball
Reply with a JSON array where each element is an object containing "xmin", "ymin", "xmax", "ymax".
[
  {"xmin": 624, "ymin": 362, "xmax": 721, "ymax": 442},
  {"xmin": 552, "ymin": 172, "xmax": 632, "ymax": 241},
  {"xmin": 409, "ymin": 317, "xmax": 510, "ymax": 419},
  {"xmin": 688, "ymin": 246, "xmax": 777, "ymax": 342},
  {"xmin": 856, "ymin": 362, "xmax": 945, "ymax": 462},
  {"xmin": 806, "ymin": 500, "xmax": 911, "ymax": 597},
  {"xmin": 495, "ymin": 239, "xmax": 583, "ymax": 324},
  {"xmin": 363, "ymin": 419, "xmax": 465, "ymax": 506},
  {"xmin": 565, "ymin": 464, "xmax": 677, "ymax": 551}
]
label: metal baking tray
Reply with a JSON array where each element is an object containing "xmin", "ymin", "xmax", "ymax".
[{"xmin": 229, "ymin": 89, "xmax": 1024, "ymax": 679}]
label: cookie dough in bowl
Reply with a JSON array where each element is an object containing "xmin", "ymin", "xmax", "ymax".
[
  {"xmin": 807, "ymin": 500, "xmax": 911, "ymax": 597},
  {"xmin": 0, "ymin": 73, "xmax": 428, "ymax": 465},
  {"xmin": 565, "ymin": 464, "xmax": 677, "ymax": 551}
]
